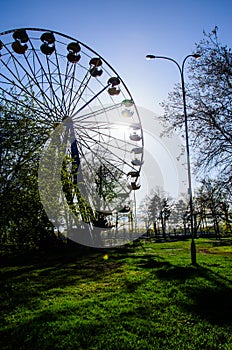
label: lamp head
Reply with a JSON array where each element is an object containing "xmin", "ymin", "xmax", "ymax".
[
  {"xmin": 192, "ymin": 53, "xmax": 201, "ymax": 59},
  {"xmin": 146, "ymin": 54, "xmax": 156, "ymax": 60}
]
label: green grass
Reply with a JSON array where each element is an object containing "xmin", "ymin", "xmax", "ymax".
[{"xmin": 0, "ymin": 237, "xmax": 232, "ymax": 350}]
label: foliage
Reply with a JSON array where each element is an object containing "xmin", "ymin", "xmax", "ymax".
[
  {"xmin": 138, "ymin": 195, "xmax": 154, "ymax": 232},
  {"xmin": 95, "ymin": 164, "xmax": 120, "ymax": 204},
  {"xmin": 145, "ymin": 188, "xmax": 172, "ymax": 239},
  {"xmin": 0, "ymin": 93, "xmax": 47, "ymax": 194},
  {"xmin": 0, "ymin": 93, "xmax": 54, "ymax": 251},
  {"xmin": 194, "ymin": 178, "xmax": 232, "ymax": 235},
  {"xmin": 161, "ymin": 28, "xmax": 232, "ymax": 190},
  {"xmin": 60, "ymin": 155, "xmax": 96, "ymax": 224},
  {"xmin": 168, "ymin": 198, "xmax": 189, "ymax": 234}
]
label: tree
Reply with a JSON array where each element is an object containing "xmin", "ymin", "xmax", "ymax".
[
  {"xmin": 148, "ymin": 188, "xmax": 172, "ymax": 239},
  {"xmin": 139, "ymin": 195, "xmax": 154, "ymax": 234},
  {"xmin": 161, "ymin": 28, "xmax": 232, "ymax": 190},
  {"xmin": 0, "ymin": 93, "xmax": 55, "ymax": 251},
  {"xmin": 0, "ymin": 93, "xmax": 48, "ymax": 195},
  {"xmin": 95, "ymin": 163, "xmax": 122, "ymax": 207},
  {"xmin": 169, "ymin": 198, "xmax": 188, "ymax": 235},
  {"xmin": 194, "ymin": 178, "xmax": 232, "ymax": 236},
  {"xmin": 159, "ymin": 198, "xmax": 171, "ymax": 239}
]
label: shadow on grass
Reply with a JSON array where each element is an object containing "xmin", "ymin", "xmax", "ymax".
[
  {"xmin": 212, "ymin": 239, "xmax": 232, "ymax": 247},
  {"xmin": 184, "ymin": 283, "xmax": 232, "ymax": 325},
  {"xmin": 140, "ymin": 257, "xmax": 172, "ymax": 270},
  {"xmin": 196, "ymin": 237, "xmax": 232, "ymax": 248},
  {"xmin": 0, "ymin": 307, "xmax": 104, "ymax": 350},
  {"xmin": 138, "ymin": 254, "xmax": 232, "ymax": 325},
  {"xmin": 0, "ymin": 245, "xmax": 124, "ymax": 317}
]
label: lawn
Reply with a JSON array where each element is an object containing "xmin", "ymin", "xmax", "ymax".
[{"xmin": 0, "ymin": 237, "xmax": 232, "ymax": 350}]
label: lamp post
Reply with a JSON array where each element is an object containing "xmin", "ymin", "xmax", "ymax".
[{"xmin": 146, "ymin": 53, "xmax": 200, "ymax": 265}]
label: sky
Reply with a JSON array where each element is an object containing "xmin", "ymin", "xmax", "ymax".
[
  {"xmin": 1, "ymin": 0, "xmax": 231, "ymax": 200},
  {"xmin": 1, "ymin": 0, "xmax": 231, "ymax": 114}
]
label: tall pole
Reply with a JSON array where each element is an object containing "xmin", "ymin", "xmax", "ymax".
[
  {"xmin": 146, "ymin": 53, "xmax": 200, "ymax": 265},
  {"xmin": 181, "ymin": 56, "xmax": 196, "ymax": 265}
]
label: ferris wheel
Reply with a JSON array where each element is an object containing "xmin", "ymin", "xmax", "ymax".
[{"xmin": 0, "ymin": 28, "xmax": 144, "ymax": 247}]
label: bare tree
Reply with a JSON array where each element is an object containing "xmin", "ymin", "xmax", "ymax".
[
  {"xmin": 161, "ymin": 28, "xmax": 232, "ymax": 191},
  {"xmin": 194, "ymin": 178, "xmax": 232, "ymax": 236},
  {"xmin": 148, "ymin": 188, "xmax": 172, "ymax": 239}
]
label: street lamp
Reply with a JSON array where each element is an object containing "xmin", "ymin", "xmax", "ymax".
[{"xmin": 146, "ymin": 53, "xmax": 201, "ymax": 265}]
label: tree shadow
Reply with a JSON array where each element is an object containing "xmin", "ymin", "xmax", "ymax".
[
  {"xmin": 139, "ymin": 257, "xmax": 172, "ymax": 270},
  {"xmin": 212, "ymin": 239, "xmax": 232, "ymax": 247},
  {"xmin": 0, "ymin": 246, "xmax": 124, "ymax": 316},
  {"xmin": 182, "ymin": 263, "xmax": 232, "ymax": 324},
  {"xmin": 138, "ymin": 255, "xmax": 232, "ymax": 325},
  {"xmin": 183, "ymin": 283, "xmax": 232, "ymax": 324},
  {"xmin": 155, "ymin": 265, "xmax": 199, "ymax": 280},
  {"xmin": 0, "ymin": 306, "xmax": 104, "ymax": 350}
]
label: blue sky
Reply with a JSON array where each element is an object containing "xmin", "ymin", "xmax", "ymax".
[
  {"xmin": 1, "ymin": 0, "xmax": 231, "ymax": 114},
  {"xmin": 1, "ymin": 0, "xmax": 231, "ymax": 199}
]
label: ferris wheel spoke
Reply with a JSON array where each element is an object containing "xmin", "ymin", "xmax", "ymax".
[
  {"xmin": 0, "ymin": 80, "xmax": 61, "ymax": 128},
  {"xmin": 73, "ymin": 148, "xmax": 98, "ymax": 194},
  {"xmin": 77, "ymin": 132, "xmax": 122, "ymax": 172},
  {"xmin": 27, "ymin": 38, "xmax": 64, "ymax": 116},
  {"xmin": 1, "ymin": 44, "xmax": 58, "ymax": 117},
  {"xmin": 78, "ymin": 128, "xmax": 137, "ymax": 175},
  {"xmin": 59, "ymin": 60, "xmax": 84, "ymax": 117},
  {"xmin": 1, "ymin": 45, "xmax": 25, "ymax": 82},
  {"xmin": 0, "ymin": 61, "xmax": 59, "ymax": 121},
  {"xmin": 0, "ymin": 63, "xmax": 49, "ymax": 116},
  {"xmin": 61, "ymin": 61, "xmax": 83, "ymax": 113},
  {"xmin": 80, "ymin": 123, "xmax": 141, "ymax": 151},
  {"xmin": 23, "ymin": 53, "xmax": 62, "ymax": 117},
  {"xmin": 58, "ymin": 61, "xmax": 77, "ymax": 115},
  {"xmin": 6, "ymin": 134, "xmax": 49, "ymax": 182},
  {"xmin": 69, "ymin": 77, "xmax": 117, "ymax": 121},
  {"xmin": 77, "ymin": 136, "xmax": 129, "ymax": 195},
  {"xmin": 58, "ymin": 59, "xmax": 75, "ymax": 116},
  {"xmin": 45, "ymin": 55, "xmax": 64, "ymax": 115},
  {"xmin": 53, "ymin": 48, "xmax": 67, "ymax": 114},
  {"xmin": 71, "ymin": 82, "xmax": 111, "ymax": 118},
  {"xmin": 68, "ymin": 73, "xmax": 91, "ymax": 117},
  {"xmin": 0, "ymin": 71, "xmax": 56, "ymax": 120},
  {"xmin": 64, "ymin": 65, "xmax": 88, "ymax": 116},
  {"xmin": 64, "ymin": 63, "xmax": 77, "ymax": 117},
  {"xmin": 73, "ymin": 102, "xmax": 122, "ymax": 123},
  {"xmin": 75, "ymin": 122, "xmax": 110, "ymax": 132}
]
